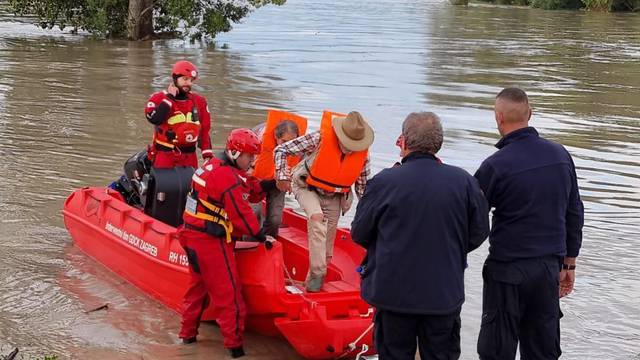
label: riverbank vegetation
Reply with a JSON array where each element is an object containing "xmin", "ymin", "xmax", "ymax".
[
  {"xmin": 0, "ymin": 347, "xmax": 58, "ymax": 360},
  {"xmin": 7, "ymin": 0, "xmax": 285, "ymax": 40},
  {"xmin": 478, "ymin": 0, "xmax": 639, "ymax": 10}
]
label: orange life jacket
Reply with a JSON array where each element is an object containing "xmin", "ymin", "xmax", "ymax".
[
  {"xmin": 306, "ymin": 110, "xmax": 368, "ymax": 193},
  {"xmin": 154, "ymin": 93, "xmax": 201, "ymax": 150},
  {"xmin": 252, "ymin": 109, "xmax": 308, "ymax": 180}
]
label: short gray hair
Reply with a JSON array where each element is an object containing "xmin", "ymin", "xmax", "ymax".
[
  {"xmin": 274, "ymin": 120, "xmax": 300, "ymax": 139},
  {"xmin": 401, "ymin": 112, "xmax": 443, "ymax": 154}
]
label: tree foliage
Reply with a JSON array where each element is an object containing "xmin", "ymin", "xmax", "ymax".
[{"xmin": 8, "ymin": 0, "xmax": 286, "ymax": 39}]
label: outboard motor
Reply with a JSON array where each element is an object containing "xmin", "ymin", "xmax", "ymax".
[
  {"xmin": 144, "ymin": 166, "xmax": 194, "ymax": 227},
  {"xmin": 110, "ymin": 150, "xmax": 152, "ymax": 208},
  {"xmin": 110, "ymin": 149, "xmax": 194, "ymax": 227},
  {"xmin": 124, "ymin": 149, "xmax": 153, "ymax": 206}
]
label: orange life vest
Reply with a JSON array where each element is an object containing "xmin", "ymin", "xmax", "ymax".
[
  {"xmin": 252, "ymin": 109, "xmax": 308, "ymax": 180},
  {"xmin": 306, "ymin": 110, "xmax": 368, "ymax": 193},
  {"xmin": 154, "ymin": 93, "xmax": 201, "ymax": 150}
]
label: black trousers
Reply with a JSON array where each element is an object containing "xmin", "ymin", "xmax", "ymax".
[
  {"xmin": 374, "ymin": 307, "xmax": 461, "ymax": 360},
  {"xmin": 477, "ymin": 257, "xmax": 563, "ymax": 360}
]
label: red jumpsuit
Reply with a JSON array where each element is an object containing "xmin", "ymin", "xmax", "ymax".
[
  {"xmin": 145, "ymin": 91, "xmax": 213, "ymax": 168},
  {"xmin": 178, "ymin": 155, "xmax": 265, "ymax": 349}
]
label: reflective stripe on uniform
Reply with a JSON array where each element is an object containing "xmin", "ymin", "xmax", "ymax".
[
  {"xmin": 192, "ymin": 174, "xmax": 206, "ymax": 187},
  {"xmin": 167, "ymin": 111, "xmax": 199, "ymax": 125}
]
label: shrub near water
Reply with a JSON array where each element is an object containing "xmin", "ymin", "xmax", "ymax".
[
  {"xmin": 8, "ymin": 0, "xmax": 286, "ymax": 39},
  {"xmin": 477, "ymin": 0, "xmax": 583, "ymax": 8},
  {"xmin": 490, "ymin": 0, "xmax": 531, "ymax": 5},
  {"xmin": 582, "ymin": 0, "xmax": 640, "ymax": 10},
  {"xmin": 479, "ymin": 0, "xmax": 639, "ymax": 10},
  {"xmin": 531, "ymin": 0, "xmax": 583, "ymax": 10}
]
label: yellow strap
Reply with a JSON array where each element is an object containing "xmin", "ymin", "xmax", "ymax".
[
  {"xmin": 185, "ymin": 209, "xmax": 234, "ymax": 243},
  {"xmin": 200, "ymin": 198, "xmax": 229, "ymax": 219},
  {"xmin": 155, "ymin": 139, "xmax": 175, "ymax": 148}
]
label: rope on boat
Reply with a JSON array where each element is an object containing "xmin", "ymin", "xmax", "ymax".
[
  {"xmin": 355, "ymin": 344, "xmax": 370, "ymax": 360},
  {"xmin": 282, "ymin": 263, "xmax": 318, "ymax": 308},
  {"xmin": 281, "ymin": 263, "xmax": 375, "ymax": 358},
  {"xmin": 337, "ymin": 322, "xmax": 375, "ymax": 359}
]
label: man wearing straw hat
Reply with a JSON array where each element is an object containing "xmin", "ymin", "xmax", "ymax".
[{"xmin": 274, "ymin": 111, "xmax": 374, "ymax": 292}]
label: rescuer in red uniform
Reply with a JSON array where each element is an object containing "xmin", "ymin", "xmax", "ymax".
[
  {"xmin": 145, "ymin": 60, "xmax": 213, "ymax": 168},
  {"xmin": 178, "ymin": 128, "xmax": 273, "ymax": 358}
]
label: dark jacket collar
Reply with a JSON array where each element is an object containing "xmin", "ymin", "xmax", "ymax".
[
  {"xmin": 495, "ymin": 127, "xmax": 539, "ymax": 149},
  {"xmin": 401, "ymin": 151, "xmax": 439, "ymax": 164},
  {"xmin": 215, "ymin": 150, "xmax": 235, "ymax": 167}
]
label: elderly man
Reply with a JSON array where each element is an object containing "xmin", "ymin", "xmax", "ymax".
[
  {"xmin": 252, "ymin": 110, "xmax": 307, "ymax": 237},
  {"xmin": 475, "ymin": 88, "xmax": 584, "ymax": 360},
  {"xmin": 351, "ymin": 112, "xmax": 489, "ymax": 360},
  {"xmin": 274, "ymin": 111, "xmax": 373, "ymax": 292}
]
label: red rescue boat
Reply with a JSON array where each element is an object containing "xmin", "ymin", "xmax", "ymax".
[{"xmin": 62, "ymin": 187, "xmax": 374, "ymax": 359}]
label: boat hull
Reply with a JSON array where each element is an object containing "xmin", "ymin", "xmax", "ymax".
[{"xmin": 62, "ymin": 187, "xmax": 374, "ymax": 359}]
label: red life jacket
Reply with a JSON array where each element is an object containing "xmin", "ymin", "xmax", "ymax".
[
  {"xmin": 183, "ymin": 158, "xmax": 234, "ymax": 241},
  {"xmin": 183, "ymin": 156, "xmax": 262, "ymax": 241},
  {"xmin": 154, "ymin": 92, "xmax": 201, "ymax": 151}
]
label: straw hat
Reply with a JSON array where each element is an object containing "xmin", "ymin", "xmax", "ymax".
[{"xmin": 331, "ymin": 111, "xmax": 374, "ymax": 152}]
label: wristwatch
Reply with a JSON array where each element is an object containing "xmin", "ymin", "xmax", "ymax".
[{"xmin": 562, "ymin": 264, "xmax": 576, "ymax": 270}]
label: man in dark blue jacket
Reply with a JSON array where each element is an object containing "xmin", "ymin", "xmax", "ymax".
[
  {"xmin": 351, "ymin": 112, "xmax": 489, "ymax": 360},
  {"xmin": 474, "ymin": 88, "xmax": 584, "ymax": 360}
]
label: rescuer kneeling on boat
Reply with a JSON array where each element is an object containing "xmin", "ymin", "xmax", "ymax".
[
  {"xmin": 178, "ymin": 128, "xmax": 273, "ymax": 358},
  {"xmin": 274, "ymin": 111, "xmax": 373, "ymax": 292},
  {"xmin": 145, "ymin": 60, "xmax": 213, "ymax": 168},
  {"xmin": 252, "ymin": 110, "xmax": 307, "ymax": 237}
]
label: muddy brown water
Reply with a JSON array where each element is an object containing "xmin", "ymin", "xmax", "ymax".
[{"xmin": 0, "ymin": 0, "xmax": 639, "ymax": 359}]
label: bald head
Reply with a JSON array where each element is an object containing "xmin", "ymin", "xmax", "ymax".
[
  {"xmin": 494, "ymin": 87, "xmax": 532, "ymax": 135},
  {"xmin": 495, "ymin": 87, "xmax": 531, "ymax": 123}
]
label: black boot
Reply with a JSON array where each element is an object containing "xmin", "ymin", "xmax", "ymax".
[
  {"xmin": 182, "ymin": 336, "xmax": 197, "ymax": 344},
  {"xmin": 228, "ymin": 346, "xmax": 245, "ymax": 358}
]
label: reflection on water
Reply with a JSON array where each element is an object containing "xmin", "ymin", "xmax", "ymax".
[{"xmin": 0, "ymin": 0, "xmax": 639, "ymax": 358}]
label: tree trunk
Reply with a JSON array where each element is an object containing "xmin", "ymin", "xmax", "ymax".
[{"xmin": 127, "ymin": 0, "xmax": 153, "ymax": 40}]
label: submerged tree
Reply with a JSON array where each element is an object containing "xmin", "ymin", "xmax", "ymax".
[{"xmin": 8, "ymin": 0, "xmax": 286, "ymax": 40}]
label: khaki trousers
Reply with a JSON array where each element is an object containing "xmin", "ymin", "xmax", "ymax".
[{"xmin": 294, "ymin": 187, "xmax": 342, "ymax": 283}]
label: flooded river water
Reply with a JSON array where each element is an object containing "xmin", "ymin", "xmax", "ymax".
[{"xmin": 0, "ymin": 0, "xmax": 639, "ymax": 358}]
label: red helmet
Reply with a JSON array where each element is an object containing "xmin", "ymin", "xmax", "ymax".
[
  {"xmin": 226, "ymin": 128, "xmax": 262, "ymax": 155},
  {"xmin": 172, "ymin": 60, "xmax": 198, "ymax": 80}
]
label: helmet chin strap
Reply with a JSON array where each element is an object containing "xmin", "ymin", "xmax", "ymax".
[{"xmin": 226, "ymin": 150, "xmax": 241, "ymax": 168}]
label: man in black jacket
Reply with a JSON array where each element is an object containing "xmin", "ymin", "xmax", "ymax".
[
  {"xmin": 351, "ymin": 112, "xmax": 489, "ymax": 360},
  {"xmin": 474, "ymin": 88, "xmax": 584, "ymax": 360}
]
